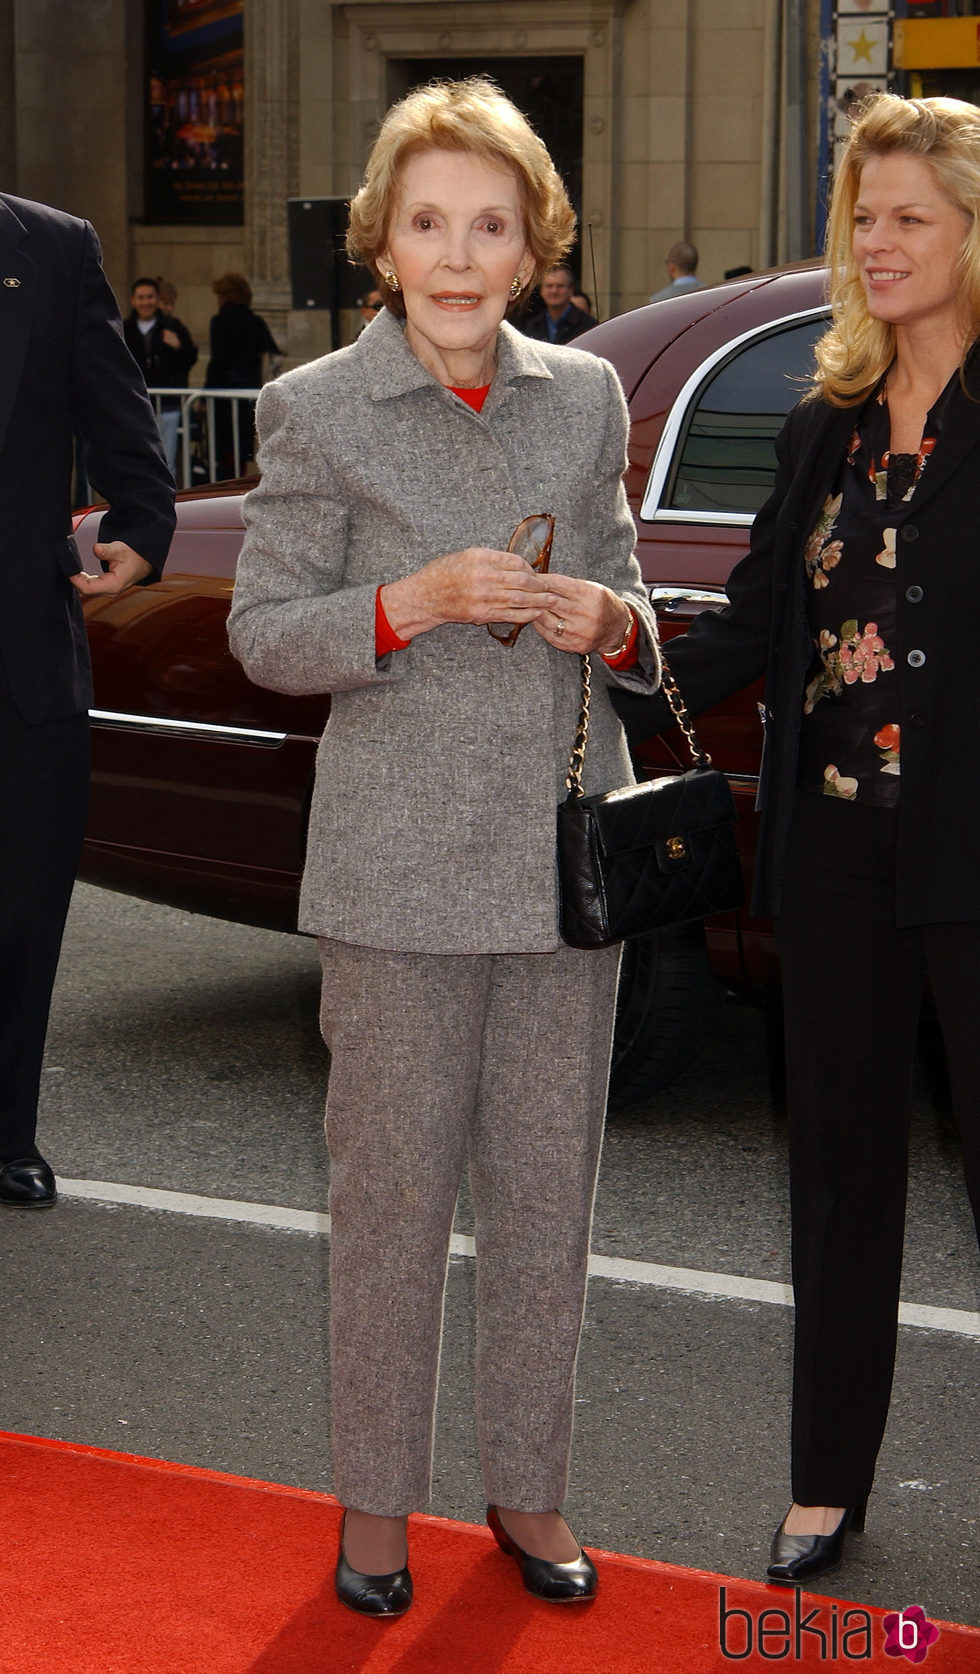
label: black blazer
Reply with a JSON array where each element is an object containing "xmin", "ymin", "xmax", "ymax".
[
  {"xmin": 0, "ymin": 194, "xmax": 176, "ymax": 723},
  {"xmin": 522, "ymin": 302, "xmax": 598, "ymax": 345},
  {"xmin": 123, "ymin": 309, "xmax": 197, "ymax": 393},
  {"xmin": 205, "ymin": 303, "xmax": 280, "ymax": 388},
  {"xmin": 614, "ymin": 378, "xmax": 980, "ymax": 927}
]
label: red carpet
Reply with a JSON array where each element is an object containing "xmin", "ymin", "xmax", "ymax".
[{"xmin": 0, "ymin": 1432, "xmax": 976, "ymax": 1673}]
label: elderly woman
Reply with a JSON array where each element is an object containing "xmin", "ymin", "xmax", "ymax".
[
  {"xmin": 228, "ymin": 78, "xmax": 659, "ymax": 1617},
  {"xmin": 616, "ymin": 94, "xmax": 980, "ymax": 1589}
]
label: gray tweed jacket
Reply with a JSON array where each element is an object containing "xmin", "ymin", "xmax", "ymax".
[{"xmin": 228, "ymin": 309, "xmax": 660, "ymax": 953}]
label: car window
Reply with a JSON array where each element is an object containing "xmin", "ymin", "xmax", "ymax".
[{"xmin": 642, "ymin": 311, "xmax": 829, "ymax": 523}]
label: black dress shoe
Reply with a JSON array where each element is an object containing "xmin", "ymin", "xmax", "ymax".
[
  {"xmin": 0, "ymin": 1156, "xmax": 57, "ymax": 1208},
  {"xmin": 334, "ymin": 1513, "xmax": 413, "ymax": 1618},
  {"xmin": 766, "ymin": 1499, "xmax": 867, "ymax": 1586},
  {"xmin": 487, "ymin": 1505, "xmax": 598, "ymax": 1602}
]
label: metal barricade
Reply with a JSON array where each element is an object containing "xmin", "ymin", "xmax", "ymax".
[{"xmin": 146, "ymin": 387, "xmax": 262, "ymax": 488}]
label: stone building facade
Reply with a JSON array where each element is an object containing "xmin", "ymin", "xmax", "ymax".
[{"xmin": 0, "ymin": 0, "xmax": 824, "ymax": 371}]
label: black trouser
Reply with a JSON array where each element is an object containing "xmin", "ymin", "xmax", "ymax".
[
  {"xmin": 0, "ymin": 662, "xmax": 89, "ymax": 1160},
  {"xmin": 775, "ymin": 792, "xmax": 980, "ymax": 1507}
]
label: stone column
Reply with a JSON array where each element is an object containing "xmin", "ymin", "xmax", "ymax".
[
  {"xmin": 9, "ymin": 0, "xmax": 130, "ymax": 292},
  {"xmin": 244, "ymin": 0, "xmax": 299, "ymax": 350},
  {"xmin": 0, "ymin": 0, "xmax": 15, "ymax": 187}
]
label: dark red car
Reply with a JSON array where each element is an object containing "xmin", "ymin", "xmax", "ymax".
[{"xmin": 79, "ymin": 264, "xmax": 830, "ymax": 1105}]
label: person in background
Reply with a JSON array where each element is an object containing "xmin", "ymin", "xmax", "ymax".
[
  {"xmin": 357, "ymin": 287, "xmax": 384, "ymax": 331},
  {"xmin": 229, "ymin": 75, "xmax": 659, "ymax": 1621},
  {"xmin": 648, "ymin": 240, "xmax": 704, "ymax": 303},
  {"xmin": 155, "ymin": 276, "xmax": 179, "ymax": 314},
  {"xmin": 521, "ymin": 263, "xmax": 597, "ymax": 344},
  {"xmin": 123, "ymin": 276, "xmax": 197, "ymax": 477},
  {"xmin": 571, "ymin": 287, "xmax": 592, "ymax": 315},
  {"xmin": 205, "ymin": 273, "xmax": 281, "ymax": 478},
  {"xmin": 614, "ymin": 93, "xmax": 980, "ymax": 1589},
  {"xmin": 0, "ymin": 196, "xmax": 175, "ymax": 1209}
]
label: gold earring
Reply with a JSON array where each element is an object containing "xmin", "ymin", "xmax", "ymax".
[
  {"xmin": 509, "ymin": 275, "xmax": 523, "ymax": 299},
  {"xmin": 384, "ymin": 270, "xmax": 400, "ymax": 292}
]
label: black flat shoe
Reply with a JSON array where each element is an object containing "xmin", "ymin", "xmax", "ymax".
[
  {"xmin": 0, "ymin": 1156, "xmax": 57, "ymax": 1208},
  {"xmin": 766, "ymin": 1499, "xmax": 868, "ymax": 1587},
  {"xmin": 487, "ymin": 1505, "xmax": 598, "ymax": 1602},
  {"xmin": 334, "ymin": 1513, "xmax": 413, "ymax": 1618}
]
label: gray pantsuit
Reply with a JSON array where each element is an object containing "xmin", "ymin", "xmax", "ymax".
[
  {"xmin": 228, "ymin": 309, "xmax": 660, "ymax": 1520},
  {"xmin": 320, "ymin": 938, "xmax": 622, "ymax": 1515}
]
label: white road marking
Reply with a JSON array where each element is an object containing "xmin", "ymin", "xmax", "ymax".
[{"xmin": 58, "ymin": 1176, "xmax": 980, "ymax": 1341}]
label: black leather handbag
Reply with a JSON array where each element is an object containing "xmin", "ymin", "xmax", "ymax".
[{"xmin": 556, "ymin": 652, "xmax": 744, "ymax": 949}]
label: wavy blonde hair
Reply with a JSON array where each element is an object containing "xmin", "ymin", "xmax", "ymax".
[
  {"xmin": 816, "ymin": 94, "xmax": 980, "ymax": 406},
  {"xmin": 346, "ymin": 77, "xmax": 576, "ymax": 319}
]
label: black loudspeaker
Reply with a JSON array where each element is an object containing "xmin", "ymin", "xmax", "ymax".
[
  {"xmin": 288, "ymin": 197, "xmax": 344, "ymax": 309},
  {"xmin": 287, "ymin": 197, "xmax": 369, "ymax": 340}
]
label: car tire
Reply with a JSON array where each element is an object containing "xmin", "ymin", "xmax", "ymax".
[{"xmin": 608, "ymin": 922, "xmax": 727, "ymax": 1111}]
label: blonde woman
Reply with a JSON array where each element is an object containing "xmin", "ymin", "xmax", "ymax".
[
  {"xmin": 616, "ymin": 94, "xmax": 980, "ymax": 1586},
  {"xmin": 228, "ymin": 79, "xmax": 660, "ymax": 1616}
]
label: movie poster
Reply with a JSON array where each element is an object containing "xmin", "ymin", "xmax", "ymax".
[{"xmin": 145, "ymin": 0, "xmax": 244, "ymax": 223}]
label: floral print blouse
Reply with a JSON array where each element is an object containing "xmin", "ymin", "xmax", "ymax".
[{"xmin": 797, "ymin": 374, "xmax": 952, "ymax": 806}]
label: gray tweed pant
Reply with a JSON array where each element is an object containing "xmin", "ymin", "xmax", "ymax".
[{"xmin": 318, "ymin": 937, "xmax": 622, "ymax": 1518}]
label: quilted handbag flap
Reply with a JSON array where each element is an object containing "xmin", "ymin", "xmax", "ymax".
[{"xmin": 588, "ymin": 769, "xmax": 737, "ymax": 872}]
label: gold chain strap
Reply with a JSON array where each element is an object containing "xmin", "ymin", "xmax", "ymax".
[
  {"xmin": 565, "ymin": 654, "xmax": 592, "ymax": 795},
  {"xmin": 658, "ymin": 650, "xmax": 712, "ymax": 769},
  {"xmin": 564, "ymin": 646, "xmax": 711, "ymax": 796}
]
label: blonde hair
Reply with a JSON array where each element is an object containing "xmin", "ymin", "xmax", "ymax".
[
  {"xmin": 817, "ymin": 94, "xmax": 980, "ymax": 406},
  {"xmin": 346, "ymin": 77, "xmax": 577, "ymax": 318}
]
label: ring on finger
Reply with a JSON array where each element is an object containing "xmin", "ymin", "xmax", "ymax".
[{"xmin": 555, "ymin": 617, "xmax": 566, "ymax": 636}]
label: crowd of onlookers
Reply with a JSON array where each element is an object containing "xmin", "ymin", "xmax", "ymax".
[
  {"xmin": 121, "ymin": 271, "xmax": 281, "ymax": 483},
  {"xmin": 124, "ymin": 239, "xmax": 749, "ymax": 486}
]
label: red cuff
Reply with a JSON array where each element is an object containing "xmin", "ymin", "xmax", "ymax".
[
  {"xmin": 375, "ymin": 585, "xmax": 412, "ymax": 655},
  {"xmin": 600, "ymin": 609, "xmax": 640, "ymax": 669}
]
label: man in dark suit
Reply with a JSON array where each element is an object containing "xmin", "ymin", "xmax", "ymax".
[
  {"xmin": 0, "ymin": 193, "xmax": 176, "ymax": 1207},
  {"xmin": 520, "ymin": 264, "xmax": 597, "ymax": 345}
]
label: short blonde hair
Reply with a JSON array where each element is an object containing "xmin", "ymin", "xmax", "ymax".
[
  {"xmin": 347, "ymin": 77, "xmax": 577, "ymax": 318},
  {"xmin": 817, "ymin": 94, "xmax": 980, "ymax": 405}
]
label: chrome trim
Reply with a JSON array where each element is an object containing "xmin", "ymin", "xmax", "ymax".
[
  {"xmin": 88, "ymin": 709, "xmax": 287, "ymax": 745},
  {"xmin": 649, "ymin": 584, "xmax": 728, "ymax": 610},
  {"xmin": 652, "ymin": 509, "xmax": 756, "ymax": 527},
  {"xmin": 638, "ymin": 305, "xmax": 830, "ymax": 525}
]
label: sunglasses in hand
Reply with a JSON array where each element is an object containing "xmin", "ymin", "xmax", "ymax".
[{"xmin": 487, "ymin": 513, "xmax": 555, "ymax": 646}]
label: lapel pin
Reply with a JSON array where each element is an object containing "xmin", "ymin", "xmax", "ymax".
[{"xmin": 3, "ymin": 277, "xmax": 21, "ymax": 287}]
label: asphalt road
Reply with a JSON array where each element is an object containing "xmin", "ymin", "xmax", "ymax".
[{"xmin": 2, "ymin": 883, "xmax": 977, "ymax": 1633}]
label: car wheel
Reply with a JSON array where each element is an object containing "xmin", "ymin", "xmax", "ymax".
[{"xmin": 608, "ymin": 922, "xmax": 727, "ymax": 1110}]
